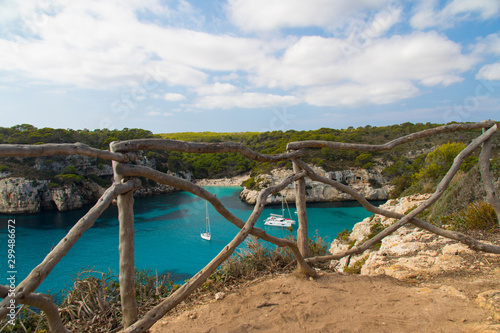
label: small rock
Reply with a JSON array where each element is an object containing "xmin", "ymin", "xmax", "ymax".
[
  {"xmin": 188, "ymin": 312, "xmax": 198, "ymax": 320},
  {"xmin": 476, "ymin": 290, "xmax": 500, "ymax": 321},
  {"xmin": 439, "ymin": 285, "xmax": 467, "ymax": 300},
  {"xmin": 215, "ymin": 292, "xmax": 226, "ymax": 300}
]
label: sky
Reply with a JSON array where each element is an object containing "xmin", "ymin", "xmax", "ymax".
[{"xmin": 0, "ymin": 0, "xmax": 499, "ymax": 134}]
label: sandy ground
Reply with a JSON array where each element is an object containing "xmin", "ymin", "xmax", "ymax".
[
  {"xmin": 151, "ymin": 264, "xmax": 500, "ymax": 333},
  {"xmin": 193, "ymin": 174, "xmax": 249, "ymax": 187}
]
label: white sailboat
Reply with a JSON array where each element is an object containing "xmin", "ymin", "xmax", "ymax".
[
  {"xmin": 264, "ymin": 195, "xmax": 296, "ymax": 227},
  {"xmin": 200, "ymin": 201, "xmax": 211, "ymax": 241}
]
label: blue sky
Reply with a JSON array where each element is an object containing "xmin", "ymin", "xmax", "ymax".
[{"xmin": 0, "ymin": 0, "xmax": 499, "ymax": 133}]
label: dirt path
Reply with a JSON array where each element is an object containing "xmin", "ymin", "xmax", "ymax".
[{"xmin": 151, "ymin": 267, "xmax": 500, "ymax": 333}]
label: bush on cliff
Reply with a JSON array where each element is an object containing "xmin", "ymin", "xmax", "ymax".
[{"xmin": 440, "ymin": 201, "xmax": 499, "ymax": 232}]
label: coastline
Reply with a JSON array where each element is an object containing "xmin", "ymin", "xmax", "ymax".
[{"xmin": 193, "ymin": 173, "xmax": 249, "ymax": 187}]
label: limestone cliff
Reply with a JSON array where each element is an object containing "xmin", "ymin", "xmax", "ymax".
[
  {"xmin": 0, "ymin": 177, "xmax": 102, "ymax": 214},
  {"xmin": 239, "ymin": 165, "xmax": 391, "ymax": 205},
  {"xmin": 0, "ymin": 154, "xmax": 192, "ymax": 214},
  {"xmin": 328, "ymin": 194, "xmax": 498, "ymax": 280},
  {"xmin": 0, "ymin": 178, "xmax": 50, "ymax": 214}
]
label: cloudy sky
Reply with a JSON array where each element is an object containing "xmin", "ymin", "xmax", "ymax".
[{"xmin": 0, "ymin": 0, "xmax": 499, "ymax": 133}]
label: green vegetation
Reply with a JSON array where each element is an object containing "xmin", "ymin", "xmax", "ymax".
[
  {"xmin": 343, "ymin": 256, "xmax": 369, "ymax": 274},
  {"xmin": 205, "ymin": 234, "xmax": 329, "ymax": 291},
  {"xmin": 2, "ymin": 268, "xmax": 180, "ymax": 333},
  {"xmin": 336, "ymin": 229, "xmax": 352, "ymax": 243},
  {"xmin": 0, "ymin": 122, "xmax": 498, "ymax": 209},
  {"xmin": 440, "ymin": 201, "xmax": 499, "ymax": 231},
  {"xmin": 383, "ymin": 142, "xmax": 489, "ymax": 198}
]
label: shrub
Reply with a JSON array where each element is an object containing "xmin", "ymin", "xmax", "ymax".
[
  {"xmin": 2, "ymin": 268, "xmax": 179, "ymax": 333},
  {"xmin": 87, "ymin": 174, "xmax": 112, "ymax": 188},
  {"xmin": 344, "ymin": 256, "xmax": 368, "ymax": 274},
  {"xmin": 412, "ymin": 142, "xmax": 477, "ymax": 187},
  {"xmin": 309, "ymin": 230, "xmax": 329, "ymax": 256},
  {"xmin": 440, "ymin": 201, "xmax": 499, "ymax": 232},
  {"xmin": 61, "ymin": 165, "xmax": 78, "ymax": 175},
  {"xmin": 241, "ymin": 176, "xmax": 256, "ymax": 189},
  {"xmin": 355, "ymin": 153, "xmax": 373, "ymax": 166},
  {"xmin": 336, "ymin": 229, "xmax": 352, "ymax": 243},
  {"xmin": 359, "ymin": 222, "xmax": 386, "ymax": 250},
  {"xmin": 368, "ymin": 178, "xmax": 382, "ymax": 188},
  {"xmin": 362, "ymin": 162, "xmax": 374, "ymax": 169},
  {"xmin": 55, "ymin": 173, "xmax": 85, "ymax": 183}
]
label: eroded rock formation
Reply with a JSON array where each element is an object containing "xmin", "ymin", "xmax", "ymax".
[{"xmin": 239, "ymin": 165, "xmax": 391, "ymax": 205}]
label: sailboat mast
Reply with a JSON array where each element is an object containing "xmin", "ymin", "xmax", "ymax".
[{"xmin": 205, "ymin": 201, "xmax": 209, "ymax": 233}]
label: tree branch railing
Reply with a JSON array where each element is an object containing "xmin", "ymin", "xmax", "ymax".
[{"xmin": 0, "ymin": 120, "xmax": 499, "ymax": 332}]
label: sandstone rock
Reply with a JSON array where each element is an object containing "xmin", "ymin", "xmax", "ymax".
[
  {"xmin": 476, "ymin": 290, "xmax": 500, "ymax": 321},
  {"xmin": 438, "ymin": 285, "xmax": 467, "ymax": 300},
  {"xmin": 329, "ymin": 193, "xmax": 477, "ymax": 280},
  {"xmin": 215, "ymin": 292, "xmax": 226, "ymax": 300}
]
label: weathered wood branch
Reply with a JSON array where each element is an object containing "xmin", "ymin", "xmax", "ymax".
[
  {"xmin": 286, "ymin": 120, "xmax": 496, "ymax": 151},
  {"xmin": 121, "ymin": 171, "xmax": 317, "ymax": 333},
  {"xmin": 117, "ymin": 164, "xmax": 297, "ymax": 245},
  {"xmin": 293, "ymin": 160, "xmax": 310, "ymax": 258},
  {"xmin": 0, "ymin": 142, "xmax": 134, "ymax": 162},
  {"xmin": 479, "ymin": 125, "xmax": 500, "ymax": 226},
  {"xmin": 0, "ymin": 285, "xmax": 72, "ymax": 333},
  {"xmin": 298, "ymin": 125, "xmax": 500, "ymax": 264},
  {"xmin": 110, "ymin": 138, "xmax": 307, "ymax": 162},
  {"xmin": 117, "ymin": 163, "xmax": 317, "ymax": 275},
  {"xmin": 296, "ymin": 160, "xmax": 500, "ymax": 264},
  {"xmin": 111, "ymin": 143, "xmax": 139, "ymax": 328},
  {"xmin": 0, "ymin": 179, "xmax": 142, "ymax": 321}
]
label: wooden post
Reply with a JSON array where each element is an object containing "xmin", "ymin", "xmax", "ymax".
[
  {"xmin": 479, "ymin": 127, "xmax": 500, "ymax": 226},
  {"xmin": 293, "ymin": 160, "xmax": 310, "ymax": 258},
  {"xmin": 111, "ymin": 144, "xmax": 138, "ymax": 328}
]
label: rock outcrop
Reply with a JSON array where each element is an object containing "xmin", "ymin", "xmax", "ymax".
[
  {"xmin": 329, "ymin": 194, "xmax": 500, "ymax": 325},
  {"xmin": 239, "ymin": 165, "xmax": 391, "ymax": 205},
  {"xmin": 329, "ymin": 194, "xmax": 498, "ymax": 280},
  {"xmin": 0, "ymin": 154, "xmax": 193, "ymax": 214},
  {"xmin": 0, "ymin": 177, "xmax": 102, "ymax": 214},
  {"xmin": 0, "ymin": 178, "xmax": 50, "ymax": 214}
]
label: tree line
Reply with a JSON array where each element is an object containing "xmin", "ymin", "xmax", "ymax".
[{"xmin": 0, "ymin": 122, "xmax": 498, "ymax": 185}]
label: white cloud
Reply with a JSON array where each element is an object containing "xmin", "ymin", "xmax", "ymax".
[
  {"xmin": 358, "ymin": 6, "xmax": 402, "ymax": 40},
  {"xmin": 196, "ymin": 83, "xmax": 239, "ymax": 95},
  {"xmin": 474, "ymin": 33, "xmax": 500, "ymax": 55},
  {"xmin": 227, "ymin": 0, "xmax": 393, "ymax": 31},
  {"xmin": 253, "ymin": 32, "xmax": 474, "ymax": 90},
  {"xmin": 445, "ymin": 0, "xmax": 500, "ymax": 19},
  {"xmin": 192, "ymin": 92, "xmax": 301, "ymax": 109},
  {"xmin": 304, "ymin": 81, "xmax": 420, "ymax": 107},
  {"xmin": 411, "ymin": 0, "xmax": 500, "ymax": 29},
  {"xmin": 147, "ymin": 111, "xmax": 175, "ymax": 116},
  {"xmin": 0, "ymin": 0, "xmax": 268, "ymax": 89},
  {"xmin": 474, "ymin": 33, "xmax": 500, "ymax": 81},
  {"xmin": 164, "ymin": 93, "xmax": 186, "ymax": 101},
  {"xmin": 0, "ymin": 0, "xmax": 491, "ymax": 114},
  {"xmin": 476, "ymin": 63, "xmax": 500, "ymax": 81}
]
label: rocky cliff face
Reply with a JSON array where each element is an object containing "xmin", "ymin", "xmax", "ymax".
[
  {"xmin": 0, "ymin": 155, "xmax": 193, "ymax": 214},
  {"xmin": 239, "ymin": 165, "xmax": 391, "ymax": 205},
  {"xmin": 329, "ymin": 194, "xmax": 499, "ymax": 280},
  {"xmin": 0, "ymin": 177, "xmax": 103, "ymax": 214}
]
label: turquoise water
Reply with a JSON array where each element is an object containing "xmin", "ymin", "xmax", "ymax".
[{"xmin": 0, "ymin": 187, "xmax": 381, "ymax": 296}]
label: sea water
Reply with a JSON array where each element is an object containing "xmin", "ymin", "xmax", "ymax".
[{"xmin": 0, "ymin": 187, "xmax": 381, "ymax": 297}]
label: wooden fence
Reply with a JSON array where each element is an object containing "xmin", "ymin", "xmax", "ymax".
[{"xmin": 0, "ymin": 119, "xmax": 499, "ymax": 333}]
